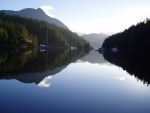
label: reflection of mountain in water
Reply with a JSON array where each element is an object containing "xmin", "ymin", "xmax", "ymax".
[
  {"xmin": 0, "ymin": 49, "xmax": 88, "ymax": 85},
  {"xmin": 102, "ymin": 50, "xmax": 150, "ymax": 85},
  {"xmin": 80, "ymin": 50, "xmax": 107, "ymax": 64},
  {"xmin": 3, "ymin": 66, "xmax": 66, "ymax": 85}
]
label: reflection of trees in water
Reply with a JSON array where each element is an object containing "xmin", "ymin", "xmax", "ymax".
[
  {"xmin": 102, "ymin": 50, "xmax": 150, "ymax": 85},
  {"xmin": 0, "ymin": 48, "xmax": 89, "ymax": 77},
  {"xmin": 0, "ymin": 49, "xmax": 37, "ymax": 72}
]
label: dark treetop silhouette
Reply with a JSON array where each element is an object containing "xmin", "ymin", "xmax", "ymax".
[{"xmin": 99, "ymin": 18, "xmax": 150, "ymax": 85}]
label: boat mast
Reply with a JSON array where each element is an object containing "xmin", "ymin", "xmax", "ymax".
[{"xmin": 46, "ymin": 30, "xmax": 48, "ymax": 45}]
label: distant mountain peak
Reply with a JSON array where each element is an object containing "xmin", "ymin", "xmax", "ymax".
[
  {"xmin": 36, "ymin": 8, "xmax": 46, "ymax": 14},
  {"xmin": 2, "ymin": 8, "xmax": 69, "ymax": 29},
  {"xmin": 19, "ymin": 8, "xmax": 46, "ymax": 16},
  {"xmin": 37, "ymin": 8, "xmax": 43, "ymax": 11},
  {"xmin": 20, "ymin": 8, "xmax": 36, "ymax": 13},
  {"xmin": 81, "ymin": 33, "xmax": 108, "ymax": 49}
]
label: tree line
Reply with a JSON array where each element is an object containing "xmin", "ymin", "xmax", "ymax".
[
  {"xmin": 102, "ymin": 18, "xmax": 150, "ymax": 53},
  {"xmin": 0, "ymin": 11, "xmax": 90, "ymax": 48}
]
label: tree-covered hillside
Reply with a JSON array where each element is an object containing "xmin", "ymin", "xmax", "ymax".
[
  {"xmin": 0, "ymin": 12, "xmax": 37, "ymax": 46},
  {"xmin": 102, "ymin": 18, "xmax": 150, "ymax": 52},
  {"xmin": 2, "ymin": 8, "xmax": 69, "ymax": 30},
  {"xmin": 0, "ymin": 12, "xmax": 90, "ymax": 48}
]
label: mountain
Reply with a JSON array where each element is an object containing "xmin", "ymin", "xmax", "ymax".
[
  {"xmin": 81, "ymin": 33, "xmax": 108, "ymax": 49},
  {"xmin": 2, "ymin": 8, "xmax": 69, "ymax": 29},
  {"xmin": 0, "ymin": 11, "xmax": 89, "ymax": 48}
]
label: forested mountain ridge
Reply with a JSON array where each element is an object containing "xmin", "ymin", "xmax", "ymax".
[
  {"xmin": 0, "ymin": 12, "xmax": 38, "ymax": 46},
  {"xmin": 2, "ymin": 8, "xmax": 69, "ymax": 29},
  {"xmin": 0, "ymin": 12, "xmax": 90, "ymax": 48},
  {"xmin": 102, "ymin": 18, "xmax": 150, "ymax": 52}
]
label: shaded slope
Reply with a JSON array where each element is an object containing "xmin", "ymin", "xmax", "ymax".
[
  {"xmin": 2, "ymin": 8, "xmax": 69, "ymax": 29},
  {"xmin": 81, "ymin": 33, "xmax": 108, "ymax": 49}
]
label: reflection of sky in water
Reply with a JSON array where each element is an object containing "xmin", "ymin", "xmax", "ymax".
[
  {"xmin": 0, "ymin": 61, "xmax": 150, "ymax": 113},
  {"xmin": 45, "ymin": 61, "xmax": 149, "ymax": 89},
  {"xmin": 38, "ymin": 76, "xmax": 52, "ymax": 87}
]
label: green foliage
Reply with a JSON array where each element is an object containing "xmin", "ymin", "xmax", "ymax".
[
  {"xmin": 0, "ymin": 13, "xmax": 37, "ymax": 46},
  {"xmin": 0, "ymin": 52, "xmax": 7, "ymax": 64},
  {"xmin": 0, "ymin": 11, "xmax": 90, "ymax": 48},
  {"xmin": 0, "ymin": 28, "xmax": 8, "ymax": 40}
]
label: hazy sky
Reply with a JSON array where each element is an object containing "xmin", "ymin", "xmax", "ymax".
[{"xmin": 1, "ymin": 0, "xmax": 150, "ymax": 34}]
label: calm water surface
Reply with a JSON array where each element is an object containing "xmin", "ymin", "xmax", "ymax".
[{"xmin": 0, "ymin": 49, "xmax": 150, "ymax": 113}]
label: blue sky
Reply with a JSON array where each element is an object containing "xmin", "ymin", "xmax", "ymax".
[{"xmin": 1, "ymin": 0, "xmax": 150, "ymax": 34}]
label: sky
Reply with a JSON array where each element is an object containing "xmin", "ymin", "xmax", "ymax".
[{"xmin": 1, "ymin": 0, "xmax": 150, "ymax": 34}]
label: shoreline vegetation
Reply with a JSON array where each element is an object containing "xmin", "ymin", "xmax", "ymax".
[
  {"xmin": 101, "ymin": 18, "xmax": 150, "ymax": 52},
  {"xmin": 0, "ymin": 11, "xmax": 90, "ymax": 50}
]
